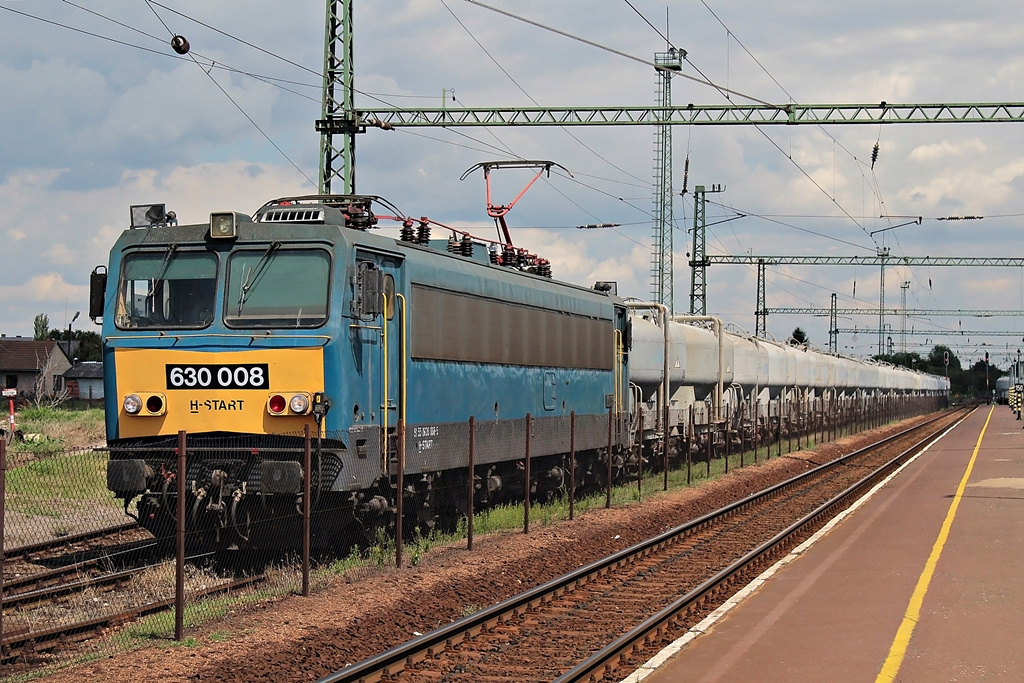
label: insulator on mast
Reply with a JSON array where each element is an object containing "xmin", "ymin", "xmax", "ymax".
[{"xmin": 681, "ymin": 156, "xmax": 690, "ymax": 195}]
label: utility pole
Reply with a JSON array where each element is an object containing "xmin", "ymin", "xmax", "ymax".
[
  {"xmin": 66, "ymin": 311, "xmax": 79, "ymax": 360},
  {"xmin": 877, "ymin": 247, "xmax": 889, "ymax": 356}
]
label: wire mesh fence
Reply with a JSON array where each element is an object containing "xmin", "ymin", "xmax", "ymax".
[{"xmin": 0, "ymin": 392, "xmax": 946, "ymax": 678}]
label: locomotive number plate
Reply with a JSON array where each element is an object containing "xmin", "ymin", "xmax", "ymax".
[{"xmin": 165, "ymin": 364, "xmax": 269, "ymax": 390}]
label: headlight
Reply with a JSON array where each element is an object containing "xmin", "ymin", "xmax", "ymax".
[
  {"xmin": 209, "ymin": 211, "xmax": 243, "ymax": 238},
  {"xmin": 124, "ymin": 394, "xmax": 142, "ymax": 414},
  {"xmin": 267, "ymin": 392, "xmax": 312, "ymax": 416},
  {"xmin": 289, "ymin": 394, "xmax": 310, "ymax": 414}
]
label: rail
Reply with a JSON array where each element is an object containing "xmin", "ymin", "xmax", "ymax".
[{"xmin": 316, "ymin": 406, "xmax": 971, "ymax": 682}]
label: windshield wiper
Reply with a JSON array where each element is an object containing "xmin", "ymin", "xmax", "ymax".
[
  {"xmin": 145, "ymin": 243, "xmax": 178, "ymax": 316},
  {"xmin": 236, "ymin": 241, "xmax": 282, "ymax": 316}
]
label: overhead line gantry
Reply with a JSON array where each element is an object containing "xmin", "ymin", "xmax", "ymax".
[
  {"xmin": 739, "ymin": 254, "xmax": 1024, "ymax": 354},
  {"xmin": 317, "ymin": 1, "xmax": 1024, "ymax": 328},
  {"xmin": 327, "ymin": 102, "xmax": 1024, "ymax": 131}
]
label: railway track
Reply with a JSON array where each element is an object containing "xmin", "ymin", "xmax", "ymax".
[
  {"xmin": 3, "ymin": 523, "xmax": 159, "ymax": 606},
  {"xmin": 0, "ymin": 572, "xmax": 262, "ymax": 665},
  {"xmin": 3, "ymin": 539, "xmax": 162, "ymax": 609},
  {"xmin": 317, "ymin": 405, "xmax": 970, "ymax": 683},
  {"xmin": 0, "ymin": 523, "xmax": 241, "ymax": 664}
]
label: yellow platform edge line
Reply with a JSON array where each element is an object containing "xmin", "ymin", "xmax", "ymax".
[{"xmin": 875, "ymin": 405, "xmax": 993, "ymax": 682}]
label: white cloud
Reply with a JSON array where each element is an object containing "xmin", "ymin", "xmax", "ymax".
[
  {"xmin": 0, "ymin": 273, "xmax": 83, "ymax": 305},
  {"xmin": 909, "ymin": 139, "xmax": 987, "ymax": 163},
  {"xmin": 0, "ymin": 0, "xmax": 1022, "ymax": 360}
]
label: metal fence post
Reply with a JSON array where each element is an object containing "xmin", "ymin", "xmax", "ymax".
[
  {"xmin": 753, "ymin": 399, "xmax": 759, "ymax": 464},
  {"xmin": 777, "ymin": 398, "xmax": 783, "ymax": 459},
  {"xmin": 606, "ymin": 408, "xmax": 613, "ymax": 509},
  {"xmin": 302, "ymin": 424, "xmax": 311, "ymax": 596},
  {"xmin": 636, "ymin": 403, "xmax": 643, "ymax": 499},
  {"xmin": 524, "ymin": 413, "xmax": 532, "ymax": 533},
  {"xmin": 468, "ymin": 416, "xmax": 475, "ymax": 549},
  {"xmin": 175, "ymin": 430, "xmax": 186, "ymax": 642},
  {"xmin": 787, "ymin": 400, "xmax": 793, "ymax": 454},
  {"xmin": 662, "ymin": 402, "xmax": 669, "ymax": 492},
  {"xmin": 396, "ymin": 419, "xmax": 405, "ymax": 568},
  {"xmin": 1, "ymin": 438, "xmax": 6, "ymax": 646},
  {"xmin": 739, "ymin": 401, "xmax": 746, "ymax": 469},
  {"xmin": 569, "ymin": 412, "xmax": 576, "ymax": 521},
  {"xmin": 724, "ymin": 403, "xmax": 730, "ymax": 474},
  {"xmin": 686, "ymin": 405, "xmax": 693, "ymax": 485},
  {"xmin": 705, "ymin": 412, "xmax": 711, "ymax": 478}
]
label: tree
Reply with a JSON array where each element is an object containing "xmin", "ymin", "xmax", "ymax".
[
  {"xmin": 790, "ymin": 327, "xmax": 809, "ymax": 346},
  {"xmin": 927, "ymin": 345, "xmax": 960, "ymax": 373},
  {"xmin": 75, "ymin": 330, "xmax": 102, "ymax": 362},
  {"xmin": 47, "ymin": 328, "xmax": 101, "ymax": 362},
  {"xmin": 878, "ymin": 351, "xmax": 925, "ymax": 371},
  {"xmin": 33, "ymin": 313, "xmax": 49, "ymax": 340}
]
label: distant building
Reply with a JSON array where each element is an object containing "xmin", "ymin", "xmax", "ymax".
[
  {"xmin": 64, "ymin": 361, "xmax": 104, "ymax": 400},
  {"xmin": 0, "ymin": 336, "xmax": 73, "ymax": 399}
]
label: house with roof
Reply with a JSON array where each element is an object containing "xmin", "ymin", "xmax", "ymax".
[
  {"xmin": 0, "ymin": 336, "xmax": 73, "ymax": 400},
  {"xmin": 64, "ymin": 361, "xmax": 104, "ymax": 401}
]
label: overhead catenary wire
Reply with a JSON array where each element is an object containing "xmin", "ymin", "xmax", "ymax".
[
  {"xmin": 442, "ymin": 0, "xmax": 651, "ymax": 189},
  {"xmin": 462, "ymin": 0, "xmax": 779, "ymax": 107},
  {"xmin": 695, "ymin": 1, "xmax": 892, "ymax": 249},
  {"xmin": 142, "ymin": 1, "xmax": 317, "ymax": 189},
  {"xmin": 7, "ymin": 2, "xmax": 323, "ymax": 102},
  {"xmin": 8, "ymin": 2, "xmax": 1018, "ymax": 349}
]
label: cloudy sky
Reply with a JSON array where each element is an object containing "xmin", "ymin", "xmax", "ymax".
[{"xmin": 2, "ymin": 0, "xmax": 1024, "ymax": 367}]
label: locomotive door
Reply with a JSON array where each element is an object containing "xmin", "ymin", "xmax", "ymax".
[{"xmin": 352, "ymin": 250, "xmax": 404, "ymax": 475}]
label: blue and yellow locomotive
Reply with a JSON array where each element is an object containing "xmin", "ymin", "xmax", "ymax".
[{"xmin": 92, "ymin": 196, "xmax": 631, "ymax": 548}]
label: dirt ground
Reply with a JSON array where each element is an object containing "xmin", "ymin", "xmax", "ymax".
[{"xmin": 31, "ymin": 422, "xmax": 911, "ymax": 683}]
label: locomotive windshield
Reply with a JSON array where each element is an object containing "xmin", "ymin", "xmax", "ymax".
[
  {"xmin": 224, "ymin": 247, "xmax": 330, "ymax": 328},
  {"xmin": 116, "ymin": 249, "xmax": 218, "ymax": 329}
]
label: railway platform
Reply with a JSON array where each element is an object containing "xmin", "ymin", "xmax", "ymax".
[{"xmin": 627, "ymin": 403, "xmax": 1023, "ymax": 682}]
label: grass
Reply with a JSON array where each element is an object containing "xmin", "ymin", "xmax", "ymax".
[
  {"xmin": 7, "ymin": 406, "xmax": 105, "ymax": 456},
  {"xmin": 2, "ymin": 407, "xmax": 120, "ymax": 545},
  {"xmin": 5, "ymin": 449, "xmax": 117, "ymax": 518}
]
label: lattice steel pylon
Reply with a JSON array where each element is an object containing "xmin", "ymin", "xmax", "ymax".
[
  {"xmin": 689, "ymin": 184, "xmax": 724, "ymax": 315},
  {"xmin": 651, "ymin": 49, "xmax": 683, "ymax": 314},
  {"xmin": 829, "ymin": 293, "xmax": 838, "ymax": 353},
  {"xmin": 689, "ymin": 185, "xmax": 707, "ymax": 314},
  {"xmin": 316, "ymin": 0, "xmax": 357, "ymax": 194},
  {"xmin": 755, "ymin": 259, "xmax": 767, "ymax": 337}
]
